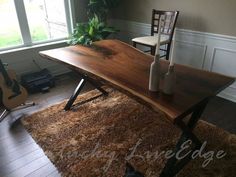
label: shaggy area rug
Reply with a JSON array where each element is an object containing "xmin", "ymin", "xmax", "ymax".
[{"xmin": 21, "ymin": 88, "xmax": 236, "ymax": 177}]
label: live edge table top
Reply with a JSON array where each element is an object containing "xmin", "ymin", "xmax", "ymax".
[{"xmin": 39, "ymin": 39, "xmax": 235, "ymax": 123}]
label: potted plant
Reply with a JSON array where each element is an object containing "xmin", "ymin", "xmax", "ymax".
[{"xmin": 69, "ymin": 0, "xmax": 120, "ymax": 45}]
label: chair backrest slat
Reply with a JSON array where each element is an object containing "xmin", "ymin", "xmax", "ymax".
[{"xmin": 151, "ymin": 9, "xmax": 179, "ymax": 40}]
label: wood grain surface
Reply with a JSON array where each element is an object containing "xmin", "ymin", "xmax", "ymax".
[{"xmin": 39, "ymin": 40, "xmax": 235, "ymax": 122}]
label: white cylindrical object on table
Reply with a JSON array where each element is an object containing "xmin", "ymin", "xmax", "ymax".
[
  {"xmin": 163, "ymin": 65, "xmax": 176, "ymax": 95},
  {"xmin": 169, "ymin": 30, "xmax": 176, "ymax": 66},
  {"xmin": 155, "ymin": 15, "xmax": 163, "ymax": 55},
  {"xmin": 149, "ymin": 54, "xmax": 161, "ymax": 91}
]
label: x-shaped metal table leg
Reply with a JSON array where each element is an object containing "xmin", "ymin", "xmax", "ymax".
[
  {"xmin": 64, "ymin": 72, "xmax": 108, "ymax": 111},
  {"xmin": 160, "ymin": 99, "xmax": 209, "ymax": 177}
]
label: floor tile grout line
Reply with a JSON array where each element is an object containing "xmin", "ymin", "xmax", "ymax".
[
  {"xmin": 24, "ymin": 161, "xmax": 52, "ymax": 177},
  {"xmin": 0, "ymin": 131, "xmax": 28, "ymax": 142},
  {"xmin": 0, "ymin": 141, "xmax": 37, "ymax": 157},
  {"xmin": 46, "ymin": 170, "xmax": 57, "ymax": 177},
  {"xmin": 46, "ymin": 170, "xmax": 61, "ymax": 177},
  {"xmin": 0, "ymin": 134, "xmax": 33, "ymax": 146},
  {"xmin": 2, "ymin": 155, "xmax": 48, "ymax": 177},
  {"xmin": 0, "ymin": 148, "xmax": 42, "ymax": 169}
]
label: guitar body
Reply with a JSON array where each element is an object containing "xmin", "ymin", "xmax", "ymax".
[{"xmin": 0, "ymin": 69, "xmax": 28, "ymax": 110}]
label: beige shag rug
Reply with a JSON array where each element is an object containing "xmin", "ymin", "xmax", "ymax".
[{"xmin": 21, "ymin": 88, "xmax": 236, "ymax": 177}]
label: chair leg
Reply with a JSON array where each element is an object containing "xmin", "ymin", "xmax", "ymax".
[
  {"xmin": 166, "ymin": 44, "xmax": 171, "ymax": 60},
  {"xmin": 151, "ymin": 46, "xmax": 155, "ymax": 55},
  {"xmin": 132, "ymin": 42, "xmax": 136, "ymax": 48}
]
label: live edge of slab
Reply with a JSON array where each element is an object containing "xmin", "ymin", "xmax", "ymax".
[{"xmin": 39, "ymin": 40, "xmax": 235, "ymax": 123}]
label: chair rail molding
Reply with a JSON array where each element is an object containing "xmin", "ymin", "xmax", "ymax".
[{"xmin": 111, "ymin": 19, "xmax": 236, "ymax": 102}]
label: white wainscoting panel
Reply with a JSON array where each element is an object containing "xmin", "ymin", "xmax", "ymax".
[
  {"xmin": 175, "ymin": 41, "xmax": 207, "ymax": 69},
  {"xmin": 210, "ymin": 48, "xmax": 236, "ymax": 77},
  {"xmin": 111, "ymin": 19, "xmax": 236, "ymax": 102}
]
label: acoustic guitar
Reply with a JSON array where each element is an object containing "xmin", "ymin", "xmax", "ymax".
[{"xmin": 0, "ymin": 60, "xmax": 28, "ymax": 110}]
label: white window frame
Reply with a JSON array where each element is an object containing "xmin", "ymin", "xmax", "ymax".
[{"xmin": 0, "ymin": 0, "xmax": 75, "ymax": 52}]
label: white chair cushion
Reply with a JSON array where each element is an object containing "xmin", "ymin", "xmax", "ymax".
[{"xmin": 132, "ymin": 34, "xmax": 170, "ymax": 46}]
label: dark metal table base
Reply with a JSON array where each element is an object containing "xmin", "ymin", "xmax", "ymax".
[
  {"xmin": 65, "ymin": 72, "xmax": 210, "ymax": 177},
  {"xmin": 160, "ymin": 99, "xmax": 209, "ymax": 177},
  {"xmin": 64, "ymin": 73, "xmax": 108, "ymax": 111}
]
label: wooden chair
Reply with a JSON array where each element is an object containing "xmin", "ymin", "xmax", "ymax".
[{"xmin": 132, "ymin": 10, "xmax": 179, "ymax": 60}]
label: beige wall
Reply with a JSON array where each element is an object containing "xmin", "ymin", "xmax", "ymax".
[
  {"xmin": 113, "ymin": 0, "xmax": 236, "ymax": 36},
  {"xmin": 73, "ymin": 0, "xmax": 88, "ymax": 23}
]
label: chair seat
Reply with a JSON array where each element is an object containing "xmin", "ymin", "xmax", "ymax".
[{"xmin": 132, "ymin": 35, "xmax": 170, "ymax": 47}]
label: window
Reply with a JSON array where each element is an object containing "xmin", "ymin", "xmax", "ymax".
[
  {"xmin": 24, "ymin": 0, "xmax": 68, "ymax": 42},
  {"xmin": 0, "ymin": 0, "xmax": 73, "ymax": 50},
  {"xmin": 0, "ymin": 0, "xmax": 23, "ymax": 48}
]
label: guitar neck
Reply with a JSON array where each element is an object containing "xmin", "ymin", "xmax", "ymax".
[{"xmin": 0, "ymin": 60, "xmax": 12, "ymax": 86}]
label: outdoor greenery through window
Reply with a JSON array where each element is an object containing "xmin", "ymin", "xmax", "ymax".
[
  {"xmin": 0, "ymin": 0, "xmax": 23, "ymax": 48},
  {"xmin": 0, "ymin": 0, "xmax": 72, "ymax": 50}
]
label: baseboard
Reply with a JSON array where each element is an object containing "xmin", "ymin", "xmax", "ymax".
[{"xmin": 218, "ymin": 87, "xmax": 236, "ymax": 103}]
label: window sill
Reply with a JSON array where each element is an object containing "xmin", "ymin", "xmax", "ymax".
[{"xmin": 0, "ymin": 39, "xmax": 69, "ymax": 55}]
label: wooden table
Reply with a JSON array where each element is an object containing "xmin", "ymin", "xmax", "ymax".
[{"xmin": 39, "ymin": 39, "xmax": 234, "ymax": 177}]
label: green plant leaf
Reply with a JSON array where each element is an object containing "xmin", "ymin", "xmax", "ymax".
[
  {"xmin": 88, "ymin": 26, "xmax": 94, "ymax": 36},
  {"xmin": 69, "ymin": 0, "xmax": 120, "ymax": 45}
]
